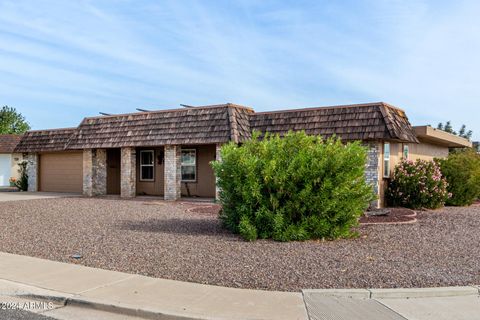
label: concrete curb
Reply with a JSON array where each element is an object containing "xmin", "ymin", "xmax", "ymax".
[
  {"xmin": 17, "ymin": 292, "xmax": 216, "ymax": 320},
  {"xmin": 302, "ymin": 289, "xmax": 371, "ymax": 299},
  {"xmin": 8, "ymin": 284, "xmax": 480, "ymax": 320},
  {"xmin": 360, "ymin": 218, "xmax": 417, "ymax": 225},
  {"xmin": 303, "ymin": 286, "xmax": 480, "ymax": 299}
]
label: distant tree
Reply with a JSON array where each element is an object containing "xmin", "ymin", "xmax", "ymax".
[
  {"xmin": 458, "ymin": 124, "xmax": 473, "ymax": 140},
  {"xmin": 437, "ymin": 121, "xmax": 456, "ymax": 135},
  {"xmin": 0, "ymin": 106, "xmax": 30, "ymax": 134},
  {"xmin": 437, "ymin": 121, "xmax": 473, "ymax": 140},
  {"xmin": 474, "ymin": 141, "xmax": 480, "ymax": 152}
]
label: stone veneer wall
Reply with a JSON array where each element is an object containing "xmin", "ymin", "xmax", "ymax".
[
  {"xmin": 83, "ymin": 149, "xmax": 107, "ymax": 196},
  {"xmin": 365, "ymin": 142, "xmax": 380, "ymax": 209},
  {"xmin": 26, "ymin": 153, "xmax": 38, "ymax": 192},
  {"xmin": 121, "ymin": 147, "xmax": 136, "ymax": 197},
  {"xmin": 93, "ymin": 149, "xmax": 107, "ymax": 195},
  {"xmin": 164, "ymin": 145, "xmax": 181, "ymax": 200},
  {"xmin": 215, "ymin": 144, "xmax": 222, "ymax": 201},
  {"xmin": 83, "ymin": 149, "xmax": 94, "ymax": 196}
]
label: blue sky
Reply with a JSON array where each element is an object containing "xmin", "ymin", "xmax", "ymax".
[{"xmin": 0, "ymin": 0, "xmax": 479, "ymax": 140}]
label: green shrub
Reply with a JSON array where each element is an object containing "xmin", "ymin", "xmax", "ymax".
[
  {"xmin": 386, "ymin": 159, "xmax": 449, "ymax": 209},
  {"xmin": 211, "ymin": 131, "xmax": 375, "ymax": 241},
  {"xmin": 438, "ymin": 149, "xmax": 480, "ymax": 206},
  {"xmin": 15, "ymin": 161, "xmax": 28, "ymax": 191}
]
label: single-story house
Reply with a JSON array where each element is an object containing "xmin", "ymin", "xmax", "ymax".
[
  {"xmin": 0, "ymin": 135, "xmax": 24, "ymax": 187},
  {"xmin": 13, "ymin": 102, "xmax": 472, "ymax": 207}
]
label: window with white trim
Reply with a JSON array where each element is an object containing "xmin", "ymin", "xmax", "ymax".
[
  {"xmin": 403, "ymin": 144, "xmax": 409, "ymax": 160},
  {"xmin": 140, "ymin": 150, "xmax": 154, "ymax": 181},
  {"xmin": 181, "ymin": 149, "xmax": 196, "ymax": 181},
  {"xmin": 383, "ymin": 143, "xmax": 391, "ymax": 178}
]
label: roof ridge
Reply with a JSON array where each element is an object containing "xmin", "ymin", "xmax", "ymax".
[
  {"xmin": 378, "ymin": 104, "xmax": 419, "ymax": 143},
  {"xmin": 377, "ymin": 104, "xmax": 395, "ymax": 140},
  {"xmin": 253, "ymin": 102, "xmax": 397, "ymax": 115},
  {"xmin": 227, "ymin": 106, "xmax": 239, "ymax": 143},
  {"xmin": 24, "ymin": 127, "xmax": 77, "ymax": 133},
  {"xmin": 82, "ymin": 103, "xmax": 253, "ymax": 121}
]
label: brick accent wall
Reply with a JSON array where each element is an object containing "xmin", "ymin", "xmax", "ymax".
[
  {"xmin": 164, "ymin": 145, "xmax": 181, "ymax": 200},
  {"xmin": 83, "ymin": 149, "xmax": 107, "ymax": 196},
  {"xmin": 26, "ymin": 153, "xmax": 38, "ymax": 192},
  {"xmin": 365, "ymin": 142, "xmax": 380, "ymax": 209},
  {"xmin": 121, "ymin": 147, "xmax": 136, "ymax": 197}
]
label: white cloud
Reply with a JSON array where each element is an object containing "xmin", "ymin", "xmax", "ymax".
[{"xmin": 0, "ymin": 0, "xmax": 478, "ymax": 140}]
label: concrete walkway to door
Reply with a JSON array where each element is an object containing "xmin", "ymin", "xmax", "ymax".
[{"xmin": 0, "ymin": 192, "xmax": 81, "ymax": 202}]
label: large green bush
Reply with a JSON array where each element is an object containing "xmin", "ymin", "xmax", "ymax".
[
  {"xmin": 211, "ymin": 131, "xmax": 375, "ymax": 241},
  {"xmin": 386, "ymin": 159, "xmax": 449, "ymax": 209},
  {"xmin": 438, "ymin": 149, "xmax": 480, "ymax": 206}
]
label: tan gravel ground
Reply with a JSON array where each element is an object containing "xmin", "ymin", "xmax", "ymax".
[{"xmin": 0, "ymin": 197, "xmax": 479, "ymax": 292}]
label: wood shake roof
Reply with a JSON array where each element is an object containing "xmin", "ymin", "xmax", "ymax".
[
  {"xmin": 66, "ymin": 104, "xmax": 255, "ymax": 149},
  {"xmin": 15, "ymin": 102, "xmax": 419, "ymax": 152},
  {"xmin": 0, "ymin": 134, "xmax": 23, "ymax": 153},
  {"xmin": 250, "ymin": 102, "xmax": 419, "ymax": 143},
  {"xmin": 14, "ymin": 128, "xmax": 77, "ymax": 153}
]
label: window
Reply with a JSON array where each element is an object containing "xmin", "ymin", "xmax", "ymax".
[
  {"xmin": 181, "ymin": 149, "xmax": 196, "ymax": 181},
  {"xmin": 403, "ymin": 144, "xmax": 409, "ymax": 160},
  {"xmin": 140, "ymin": 150, "xmax": 154, "ymax": 181},
  {"xmin": 383, "ymin": 143, "xmax": 391, "ymax": 178}
]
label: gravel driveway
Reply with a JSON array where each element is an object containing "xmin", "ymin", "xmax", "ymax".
[{"xmin": 0, "ymin": 198, "xmax": 478, "ymax": 292}]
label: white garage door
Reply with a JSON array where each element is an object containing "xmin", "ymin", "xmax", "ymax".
[{"xmin": 0, "ymin": 154, "xmax": 11, "ymax": 187}]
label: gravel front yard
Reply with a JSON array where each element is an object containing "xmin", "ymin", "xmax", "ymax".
[{"xmin": 0, "ymin": 197, "xmax": 479, "ymax": 292}]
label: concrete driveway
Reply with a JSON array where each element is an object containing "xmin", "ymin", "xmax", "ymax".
[{"xmin": 0, "ymin": 192, "xmax": 81, "ymax": 202}]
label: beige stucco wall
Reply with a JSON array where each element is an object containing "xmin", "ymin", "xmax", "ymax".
[
  {"xmin": 377, "ymin": 141, "xmax": 449, "ymax": 207},
  {"xmin": 409, "ymin": 141, "xmax": 449, "ymax": 161},
  {"xmin": 10, "ymin": 153, "xmax": 24, "ymax": 181},
  {"xmin": 136, "ymin": 147, "xmax": 165, "ymax": 196},
  {"xmin": 180, "ymin": 144, "xmax": 216, "ymax": 198},
  {"xmin": 135, "ymin": 145, "xmax": 216, "ymax": 198}
]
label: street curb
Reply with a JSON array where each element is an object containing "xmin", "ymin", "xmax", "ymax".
[
  {"xmin": 302, "ymin": 289, "xmax": 370, "ymax": 299},
  {"xmin": 303, "ymin": 286, "xmax": 480, "ymax": 299},
  {"xmin": 369, "ymin": 286, "xmax": 479, "ymax": 299},
  {"xmin": 18, "ymin": 292, "xmax": 247, "ymax": 320},
  {"xmin": 65, "ymin": 296, "xmax": 194, "ymax": 320}
]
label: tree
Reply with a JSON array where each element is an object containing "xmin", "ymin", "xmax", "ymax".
[
  {"xmin": 458, "ymin": 124, "xmax": 473, "ymax": 140},
  {"xmin": 437, "ymin": 121, "xmax": 456, "ymax": 135},
  {"xmin": 474, "ymin": 141, "xmax": 479, "ymax": 152},
  {"xmin": 437, "ymin": 121, "xmax": 473, "ymax": 140},
  {"xmin": 0, "ymin": 106, "xmax": 30, "ymax": 134}
]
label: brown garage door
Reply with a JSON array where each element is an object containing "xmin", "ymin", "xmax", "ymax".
[{"xmin": 39, "ymin": 152, "xmax": 83, "ymax": 193}]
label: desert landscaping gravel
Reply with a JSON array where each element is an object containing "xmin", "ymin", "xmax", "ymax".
[{"xmin": 0, "ymin": 197, "xmax": 479, "ymax": 292}]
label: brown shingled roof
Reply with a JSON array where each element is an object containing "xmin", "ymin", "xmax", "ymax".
[
  {"xmin": 250, "ymin": 102, "xmax": 419, "ymax": 143},
  {"xmin": 66, "ymin": 104, "xmax": 255, "ymax": 149},
  {"xmin": 14, "ymin": 128, "xmax": 77, "ymax": 153},
  {"xmin": 15, "ymin": 102, "xmax": 419, "ymax": 152},
  {"xmin": 0, "ymin": 134, "xmax": 23, "ymax": 153}
]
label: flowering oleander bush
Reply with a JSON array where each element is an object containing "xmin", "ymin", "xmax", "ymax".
[
  {"xmin": 386, "ymin": 159, "xmax": 449, "ymax": 209},
  {"xmin": 211, "ymin": 131, "xmax": 375, "ymax": 242},
  {"xmin": 438, "ymin": 149, "xmax": 480, "ymax": 206}
]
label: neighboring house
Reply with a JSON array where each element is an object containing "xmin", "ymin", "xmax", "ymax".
[
  {"xmin": 14, "ymin": 102, "xmax": 472, "ymax": 207},
  {"xmin": 0, "ymin": 135, "xmax": 24, "ymax": 187}
]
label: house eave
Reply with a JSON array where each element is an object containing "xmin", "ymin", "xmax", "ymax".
[{"xmin": 413, "ymin": 126, "xmax": 473, "ymax": 148}]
